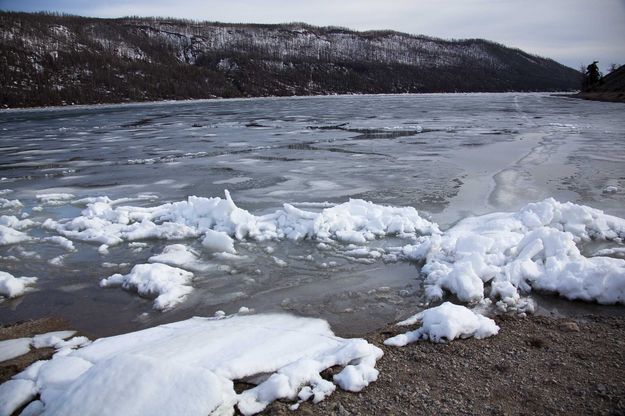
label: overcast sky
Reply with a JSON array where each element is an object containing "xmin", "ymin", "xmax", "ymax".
[{"xmin": 2, "ymin": 0, "xmax": 624, "ymax": 71}]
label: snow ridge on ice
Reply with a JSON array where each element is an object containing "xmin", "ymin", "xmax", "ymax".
[
  {"xmin": 42, "ymin": 189, "xmax": 439, "ymax": 247},
  {"xmin": 0, "ymin": 313, "xmax": 383, "ymax": 416}
]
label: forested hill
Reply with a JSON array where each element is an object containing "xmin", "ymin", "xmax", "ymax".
[{"xmin": 1, "ymin": 12, "xmax": 581, "ymax": 108}]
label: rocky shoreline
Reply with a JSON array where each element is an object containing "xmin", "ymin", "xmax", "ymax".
[
  {"xmin": 266, "ymin": 314, "xmax": 625, "ymax": 415},
  {"xmin": 2, "ymin": 314, "xmax": 625, "ymax": 415}
]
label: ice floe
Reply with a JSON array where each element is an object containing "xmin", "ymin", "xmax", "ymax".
[
  {"xmin": 0, "ymin": 338, "xmax": 32, "ymax": 363},
  {"xmin": 0, "ymin": 215, "xmax": 36, "ymax": 230},
  {"xmin": 0, "ymin": 224, "xmax": 31, "ymax": 245},
  {"xmin": 0, "ymin": 270, "xmax": 37, "ymax": 299},
  {"xmin": 0, "ymin": 197, "xmax": 23, "ymax": 210},
  {"xmin": 44, "ymin": 236, "xmax": 75, "ymax": 251},
  {"xmin": 100, "ymin": 263, "xmax": 195, "ymax": 310},
  {"xmin": 0, "ymin": 313, "xmax": 383, "ymax": 415}
]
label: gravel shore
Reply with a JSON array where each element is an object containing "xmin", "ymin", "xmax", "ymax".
[
  {"xmin": 2, "ymin": 314, "xmax": 624, "ymax": 415},
  {"xmin": 266, "ymin": 314, "xmax": 625, "ymax": 416}
]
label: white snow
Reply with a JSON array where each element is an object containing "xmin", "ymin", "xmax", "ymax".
[
  {"xmin": 272, "ymin": 256, "xmax": 288, "ymax": 267},
  {"xmin": 0, "ymin": 197, "xmax": 23, "ymax": 210},
  {"xmin": 0, "ymin": 270, "xmax": 37, "ymax": 298},
  {"xmin": 402, "ymin": 198, "xmax": 625, "ymax": 307},
  {"xmin": 42, "ymin": 190, "xmax": 438, "ymax": 246},
  {"xmin": 384, "ymin": 302, "xmax": 499, "ymax": 346},
  {"xmin": 0, "ymin": 215, "xmax": 36, "ymax": 230},
  {"xmin": 0, "ymin": 314, "xmax": 382, "ymax": 416},
  {"xmin": 44, "ymin": 236, "xmax": 75, "ymax": 251},
  {"xmin": 0, "ymin": 338, "xmax": 32, "ymax": 362},
  {"xmin": 100, "ymin": 263, "xmax": 194, "ymax": 310},
  {"xmin": 98, "ymin": 244, "xmax": 110, "ymax": 255},
  {"xmin": 148, "ymin": 244, "xmax": 214, "ymax": 272},
  {"xmin": 0, "ymin": 224, "xmax": 31, "ymax": 245},
  {"xmin": 0, "ymin": 379, "xmax": 37, "ymax": 416},
  {"xmin": 31, "ymin": 331, "xmax": 77, "ymax": 349},
  {"xmin": 202, "ymin": 229, "xmax": 236, "ymax": 253}
]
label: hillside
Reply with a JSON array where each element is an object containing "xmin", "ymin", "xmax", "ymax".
[
  {"xmin": 578, "ymin": 65, "xmax": 625, "ymax": 103},
  {"xmin": 0, "ymin": 12, "xmax": 582, "ymax": 108}
]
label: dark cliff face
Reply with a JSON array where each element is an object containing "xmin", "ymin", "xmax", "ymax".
[{"xmin": 1, "ymin": 12, "xmax": 582, "ymax": 108}]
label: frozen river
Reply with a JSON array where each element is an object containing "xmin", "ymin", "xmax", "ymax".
[{"xmin": 1, "ymin": 93, "xmax": 624, "ymax": 337}]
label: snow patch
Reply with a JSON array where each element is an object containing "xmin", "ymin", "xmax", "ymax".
[
  {"xmin": 1, "ymin": 314, "xmax": 382, "ymax": 415},
  {"xmin": 0, "ymin": 224, "xmax": 31, "ymax": 245},
  {"xmin": 0, "ymin": 338, "xmax": 32, "ymax": 362},
  {"xmin": 384, "ymin": 302, "xmax": 499, "ymax": 346},
  {"xmin": 0, "ymin": 270, "xmax": 37, "ymax": 299},
  {"xmin": 402, "ymin": 198, "xmax": 625, "ymax": 307},
  {"xmin": 100, "ymin": 263, "xmax": 194, "ymax": 310}
]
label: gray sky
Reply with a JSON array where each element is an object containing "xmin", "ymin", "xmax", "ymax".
[{"xmin": 2, "ymin": 0, "xmax": 624, "ymax": 71}]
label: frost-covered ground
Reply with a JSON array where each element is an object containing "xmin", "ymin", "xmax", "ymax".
[{"xmin": 1, "ymin": 93, "xmax": 625, "ymax": 339}]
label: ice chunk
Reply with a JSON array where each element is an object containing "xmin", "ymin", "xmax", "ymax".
[
  {"xmin": 272, "ymin": 256, "xmax": 287, "ymax": 267},
  {"xmin": 0, "ymin": 224, "xmax": 31, "ymax": 245},
  {"xmin": 0, "ymin": 197, "xmax": 23, "ymax": 210},
  {"xmin": 44, "ymin": 236, "xmax": 75, "ymax": 251},
  {"xmin": 148, "ymin": 244, "xmax": 214, "ymax": 272},
  {"xmin": 0, "ymin": 338, "xmax": 31, "ymax": 362},
  {"xmin": 100, "ymin": 263, "xmax": 194, "ymax": 310},
  {"xmin": 0, "ymin": 270, "xmax": 37, "ymax": 298},
  {"xmin": 384, "ymin": 302, "xmax": 499, "ymax": 346},
  {"xmin": 409, "ymin": 199, "xmax": 625, "ymax": 307},
  {"xmin": 0, "ymin": 379, "xmax": 37, "ymax": 415},
  {"xmin": 31, "ymin": 331, "xmax": 77, "ymax": 349},
  {"xmin": 202, "ymin": 229, "xmax": 236, "ymax": 253},
  {"xmin": 0, "ymin": 215, "xmax": 36, "ymax": 230},
  {"xmin": 18, "ymin": 400, "xmax": 43, "ymax": 416}
]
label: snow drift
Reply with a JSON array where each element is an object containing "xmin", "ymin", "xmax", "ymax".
[{"xmin": 0, "ymin": 313, "xmax": 383, "ymax": 416}]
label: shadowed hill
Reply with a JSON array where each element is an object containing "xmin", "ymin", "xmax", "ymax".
[
  {"xmin": 1, "ymin": 12, "xmax": 581, "ymax": 108},
  {"xmin": 578, "ymin": 66, "xmax": 625, "ymax": 103}
]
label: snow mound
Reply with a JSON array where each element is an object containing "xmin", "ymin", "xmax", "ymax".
[
  {"xmin": 0, "ymin": 197, "xmax": 23, "ymax": 210},
  {"xmin": 42, "ymin": 190, "xmax": 438, "ymax": 246},
  {"xmin": 0, "ymin": 215, "xmax": 36, "ymax": 230},
  {"xmin": 0, "ymin": 224, "xmax": 31, "ymax": 245},
  {"xmin": 1, "ymin": 314, "xmax": 382, "ymax": 416},
  {"xmin": 384, "ymin": 302, "xmax": 499, "ymax": 346},
  {"xmin": 101, "ymin": 263, "xmax": 194, "ymax": 310},
  {"xmin": 402, "ymin": 198, "xmax": 625, "ymax": 307},
  {"xmin": 0, "ymin": 270, "xmax": 37, "ymax": 299}
]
